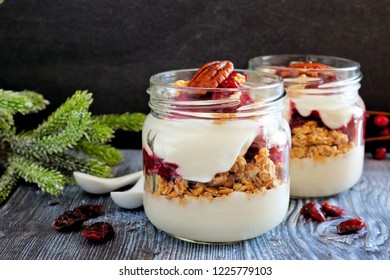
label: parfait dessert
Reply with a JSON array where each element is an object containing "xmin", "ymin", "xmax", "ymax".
[
  {"xmin": 249, "ymin": 55, "xmax": 365, "ymax": 197},
  {"xmin": 143, "ymin": 61, "xmax": 290, "ymax": 243}
]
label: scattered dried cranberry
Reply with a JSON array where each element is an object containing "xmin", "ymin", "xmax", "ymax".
[
  {"xmin": 372, "ymin": 147, "xmax": 387, "ymax": 160},
  {"xmin": 73, "ymin": 204, "xmax": 104, "ymax": 219},
  {"xmin": 373, "ymin": 114, "xmax": 389, "ymax": 127},
  {"xmin": 336, "ymin": 218, "xmax": 367, "ymax": 235},
  {"xmin": 321, "ymin": 201, "xmax": 346, "ymax": 217},
  {"xmin": 52, "ymin": 210, "xmax": 88, "ymax": 231},
  {"xmin": 300, "ymin": 201, "xmax": 326, "ymax": 222},
  {"xmin": 82, "ymin": 222, "xmax": 114, "ymax": 242},
  {"xmin": 53, "ymin": 204, "xmax": 104, "ymax": 232}
]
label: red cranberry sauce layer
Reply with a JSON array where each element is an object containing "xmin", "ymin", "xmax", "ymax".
[
  {"xmin": 289, "ymin": 102, "xmax": 363, "ymax": 142},
  {"xmin": 143, "ymin": 148, "xmax": 180, "ymax": 182},
  {"xmin": 143, "ymin": 127, "xmax": 288, "ymax": 183}
]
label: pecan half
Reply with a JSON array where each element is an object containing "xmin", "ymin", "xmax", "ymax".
[{"xmin": 188, "ymin": 60, "xmax": 234, "ymax": 94}]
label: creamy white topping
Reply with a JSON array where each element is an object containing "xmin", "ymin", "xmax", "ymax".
[
  {"xmin": 284, "ymin": 89, "xmax": 363, "ymax": 129},
  {"xmin": 142, "ymin": 114, "xmax": 286, "ymax": 182}
]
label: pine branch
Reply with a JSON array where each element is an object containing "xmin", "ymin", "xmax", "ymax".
[
  {"xmin": 10, "ymin": 156, "xmax": 65, "ymax": 195},
  {"xmin": 0, "ymin": 88, "xmax": 145, "ymax": 202},
  {"xmin": 0, "ymin": 166, "xmax": 19, "ymax": 204},
  {"xmin": 0, "ymin": 108, "xmax": 14, "ymax": 130},
  {"xmin": 0, "ymin": 89, "xmax": 49, "ymax": 114},
  {"xmin": 76, "ymin": 141, "xmax": 124, "ymax": 166},
  {"xmin": 10, "ymin": 110, "xmax": 91, "ymax": 157},
  {"xmin": 93, "ymin": 112, "xmax": 146, "ymax": 132},
  {"xmin": 37, "ymin": 152, "xmax": 112, "ymax": 178},
  {"xmin": 33, "ymin": 90, "xmax": 93, "ymax": 137},
  {"xmin": 83, "ymin": 122, "xmax": 115, "ymax": 144}
]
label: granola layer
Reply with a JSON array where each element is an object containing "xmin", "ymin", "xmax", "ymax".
[
  {"xmin": 291, "ymin": 120, "xmax": 355, "ymax": 159},
  {"xmin": 146, "ymin": 148, "xmax": 283, "ymax": 204}
]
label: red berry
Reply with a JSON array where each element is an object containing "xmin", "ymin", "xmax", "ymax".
[
  {"xmin": 218, "ymin": 72, "xmax": 240, "ymax": 88},
  {"xmin": 321, "ymin": 201, "xmax": 346, "ymax": 217},
  {"xmin": 372, "ymin": 147, "xmax": 387, "ymax": 160},
  {"xmin": 336, "ymin": 218, "xmax": 366, "ymax": 235},
  {"xmin": 373, "ymin": 114, "xmax": 389, "ymax": 127},
  {"xmin": 300, "ymin": 201, "xmax": 326, "ymax": 222},
  {"xmin": 380, "ymin": 127, "xmax": 390, "ymax": 136},
  {"xmin": 239, "ymin": 92, "xmax": 253, "ymax": 106},
  {"xmin": 82, "ymin": 222, "xmax": 115, "ymax": 242}
]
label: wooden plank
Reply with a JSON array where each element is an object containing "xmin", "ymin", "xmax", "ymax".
[{"xmin": 0, "ymin": 150, "xmax": 389, "ymax": 260}]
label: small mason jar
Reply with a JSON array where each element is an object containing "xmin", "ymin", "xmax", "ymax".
[
  {"xmin": 142, "ymin": 68, "xmax": 290, "ymax": 243},
  {"xmin": 249, "ymin": 54, "xmax": 365, "ymax": 197}
]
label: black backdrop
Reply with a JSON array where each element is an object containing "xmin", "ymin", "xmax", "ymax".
[{"xmin": 1, "ymin": 0, "xmax": 389, "ymax": 148}]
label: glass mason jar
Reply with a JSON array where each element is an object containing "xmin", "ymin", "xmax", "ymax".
[
  {"xmin": 142, "ymin": 68, "xmax": 290, "ymax": 243},
  {"xmin": 249, "ymin": 54, "xmax": 365, "ymax": 198}
]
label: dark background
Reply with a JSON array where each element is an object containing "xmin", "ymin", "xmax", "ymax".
[{"xmin": 1, "ymin": 0, "xmax": 389, "ymax": 149}]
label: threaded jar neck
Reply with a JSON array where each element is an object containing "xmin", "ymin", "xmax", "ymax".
[
  {"xmin": 248, "ymin": 54, "xmax": 362, "ymax": 96},
  {"xmin": 147, "ymin": 69, "xmax": 285, "ymax": 120}
]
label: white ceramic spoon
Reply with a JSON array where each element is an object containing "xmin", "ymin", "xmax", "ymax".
[
  {"xmin": 110, "ymin": 176, "xmax": 144, "ymax": 209},
  {"xmin": 73, "ymin": 170, "xmax": 143, "ymax": 194}
]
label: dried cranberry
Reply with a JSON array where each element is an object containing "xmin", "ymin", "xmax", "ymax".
[
  {"xmin": 321, "ymin": 201, "xmax": 346, "ymax": 217},
  {"xmin": 218, "ymin": 72, "xmax": 247, "ymax": 89},
  {"xmin": 53, "ymin": 204, "xmax": 105, "ymax": 232},
  {"xmin": 82, "ymin": 222, "xmax": 115, "ymax": 242},
  {"xmin": 52, "ymin": 210, "xmax": 88, "ymax": 231},
  {"xmin": 239, "ymin": 92, "xmax": 253, "ymax": 106},
  {"xmin": 372, "ymin": 147, "xmax": 387, "ymax": 160},
  {"xmin": 373, "ymin": 114, "xmax": 389, "ymax": 127},
  {"xmin": 300, "ymin": 201, "xmax": 326, "ymax": 222},
  {"xmin": 336, "ymin": 218, "xmax": 366, "ymax": 235},
  {"xmin": 73, "ymin": 204, "xmax": 104, "ymax": 219}
]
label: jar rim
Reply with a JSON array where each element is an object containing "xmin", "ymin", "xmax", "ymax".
[
  {"xmin": 149, "ymin": 68, "xmax": 284, "ymax": 93},
  {"xmin": 248, "ymin": 54, "xmax": 361, "ymax": 74}
]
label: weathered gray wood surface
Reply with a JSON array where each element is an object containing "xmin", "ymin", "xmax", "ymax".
[{"xmin": 0, "ymin": 150, "xmax": 389, "ymax": 260}]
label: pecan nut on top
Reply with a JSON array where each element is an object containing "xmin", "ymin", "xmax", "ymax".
[{"xmin": 188, "ymin": 60, "xmax": 234, "ymax": 93}]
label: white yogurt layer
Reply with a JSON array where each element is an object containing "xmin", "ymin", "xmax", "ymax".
[
  {"xmin": 144, "ymin": 183, "xmax": 289, "ymax": 243},
  {"xmin": 284, "ymin": 89, "xmax": 363, "ymax": 129},
  {"xmin": 142, "ymin": 114, "xmax": 286, "ymax": 182},
  {"xmin": 290, "ymin": 145, "xmax": 364, "ymax": 197}
]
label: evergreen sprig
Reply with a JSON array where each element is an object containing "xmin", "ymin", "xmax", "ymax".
[{"xmin": 0, "ymin": 89, "xmax": 146, "ymax": 204}]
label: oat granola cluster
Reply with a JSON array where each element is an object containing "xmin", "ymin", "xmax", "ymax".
[
  {"xmin": 147, "ymin": 148, "xmax": 283, "ymax": 204},
  {"xmin": 291, "ymin": 120, "xmax": 355, "ymax": 159}
]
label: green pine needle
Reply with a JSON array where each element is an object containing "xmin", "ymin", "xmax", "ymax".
[
  {"xmin": 93, "ymin": 112, "xmax": 146, "ymax": 132},
  {"xmin": 0, "ymin": 108, "xmax": 14, "ymax": 130},
  {"xmin": 0, "ymin": 167, "xmax": 19, "ymax": 204},
  {"xmin": 83, "ymin": 122, "xmax": 115, "ymax": 143},
  {"xmin": 0, "ymin": 89, "xmax": 49, "ymax": 115},
  {"xmin": 10, "ymin": 156, "xmax": 65, "ymax": 195},
  {"xmin": 76, "ymin": 141, "xmax": 124, "ymax": 166},
  {"xmin": 34, "ymin": 90, "xmax": 93, "ymax": 137},
  {"xmin": 38, "ymin": 152, "xmax": 112, "ymax": 178},
  {"xmin": 10, "ymin": 110, "xmax": 91, "ymax": 157}
]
